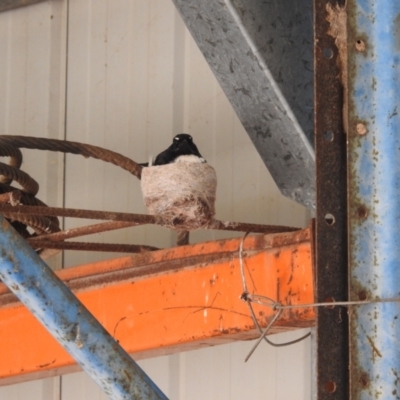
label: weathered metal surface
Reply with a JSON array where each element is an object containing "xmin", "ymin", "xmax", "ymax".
[
  {"xmin": 172, "ymin": 0, "xmax": 315, "ymax": 209},
  {"xmin": 0, "ymin": 227, "xmax": 312, "ymax": 303},
  {"xmin": 0, "ymin": 215, "xmax": 167, "ymax": 399},
  {"xmin": 0, "ymin": 228, "xmax": 313, "ymax": 385},
  {"xmin": 347, "ymin": 1, "xmax": 400, "ymax": 398},
  {"xmin": 315, "ymin": 0, "xmax": 349, "ymax": 398}
]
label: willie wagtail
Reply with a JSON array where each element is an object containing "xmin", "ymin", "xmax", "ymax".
[{"xmin": 141, "ymin": 134, "xmax": 205, "ymax": 166}]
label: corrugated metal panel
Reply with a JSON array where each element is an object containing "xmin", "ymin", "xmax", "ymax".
[
  {"xmin": 60, "ymin": 336, "xmax": 311, "ymax": 400},
  {"xmin": 0, "ymin": 2, "xmax": 66, "ymax": 399},
  {"xmin": 0, "ymin": 1, "xmax": 67, "ymax": 272},
  {"xmin": 0, "ymin": 0, "xmax": 311, "ymax": 399}
]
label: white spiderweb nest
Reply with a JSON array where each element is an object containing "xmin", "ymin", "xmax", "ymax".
[{"xmin": 141, "ymin": 162, "xmax": 217, "ymax": 231}]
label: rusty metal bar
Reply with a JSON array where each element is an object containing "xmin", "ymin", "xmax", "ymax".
[
  {"xmin": 347, "ymin": 1, "xmax": 400, "ymax": 398},
  {"xmin": 28, "ymin": 221, "xmax": 141, "ymax": 242},
  {"xmin": 315, "ymin": 1, "xmax": 349, "ymax": 398},
  {"xmin": 206, "ymin": 219, "xmax": 299, "ymax": 234},
  {"xmin": 27, "ymin": 240, "xmax": 159, "ymax": 253},
  {"xmin": 0, "ymin": 215, "xmax": 168, "ymax": 399},
  {"xmin": 0, "ymin": 204, "xmax": 300, "ymax": 234}
]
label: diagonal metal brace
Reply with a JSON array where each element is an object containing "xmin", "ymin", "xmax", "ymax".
[
  {"xmin": 172, "ymin": 0, "xmax": 315, "ymax": 209},
  {"xmin": 0, "ymin": 215, "xmax": 168, "ymax": 400}
]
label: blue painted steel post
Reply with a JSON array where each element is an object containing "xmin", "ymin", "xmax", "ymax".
[
  {"xmin": 0, "ymin": 216, "xmax": 168, "ymax": 400},
  {"xmin": 347, "ymin": 1, "xmax": 400, "ymax": 398}
]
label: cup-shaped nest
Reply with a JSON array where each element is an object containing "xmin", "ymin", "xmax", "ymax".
[{"xmin": 141, "ymin": 162, "xmax": 217, "ymax": 230}]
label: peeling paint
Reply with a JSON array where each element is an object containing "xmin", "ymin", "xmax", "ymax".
[{"xmin": 347, "ymin": 0, "xmax": 400, "ymax": 398}]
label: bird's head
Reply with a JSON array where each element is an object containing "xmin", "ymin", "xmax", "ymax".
[{"xmin": 172, "ymin": 134, "xmax": 195, "ymax": 154}]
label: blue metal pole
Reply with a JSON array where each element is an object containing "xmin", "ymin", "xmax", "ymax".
[
  {"xmin": 0, "ymin": 216, "xmax": 168, "ymax": 400},
  {"xmin": 348, "ymin": 0, "xmax": 400, "ymax": 398}
]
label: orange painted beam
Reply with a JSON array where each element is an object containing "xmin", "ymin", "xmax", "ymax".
[{"xmin": 0, "ymin": 228, "xmax": 314, "ymax": 385}]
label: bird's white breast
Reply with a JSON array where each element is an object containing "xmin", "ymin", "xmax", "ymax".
[{"xmin": 174, "ymin": 155, "xmax": 206, "ymax": 163}]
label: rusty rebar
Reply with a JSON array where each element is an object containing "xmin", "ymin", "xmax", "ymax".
[
  {"xmin": 207, "ymin": 219, "xmax": 300, "ymax": 234},
  {"xmin": 27, "ymin": 240, "xmax": 159, "ymax": 253},
  {"xmin": 3, "ymin": 211, "xmax": 60, "ymax": 235},
  {"xmin": 0, "ymin": 205, "xmax": 300, "ymax": 234},
  {"xmin": 0, "ymin": 136, "xmax": 145, "ymax": 245},
  {"xmin": 28, "ymin": 221, "xmax": 143, "ymax": 242},
  {"xmin": 0, "ymin": 185, "xmax": 60, "ymax": 228}
]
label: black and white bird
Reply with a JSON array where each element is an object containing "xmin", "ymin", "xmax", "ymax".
[{"xmin": 141, "ymin": 134, "xmax": 205, "ymax": 166}]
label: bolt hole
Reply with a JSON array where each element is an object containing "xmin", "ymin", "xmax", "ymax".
[
  {"xmin": 323, "ymin": 47, "xmax": 334, "ymax": 59},
  {"xmin": 358, "ymin": 290, "xmax": 367, "ymax": 301},
  {"xmin": 357, "ymin": 205, "xmax": 368, "ymax": 219},
  {"xmin": 324, "ymin": 213, "xmax": 335, "ymax": 225},
  {"xmin": 325, "ymin": 381, "xmax": 337, "ymax": 393},
  {"xmin": 324, "ymin": 297, "xmax": 335, "ymax": 309},
  {"xmin": 323, "ymin": 130, "xmax": 334, "ymax": 142},
  {"xmin": 355, "ymin": 39, "xmax": 366, "ymax": 52}
]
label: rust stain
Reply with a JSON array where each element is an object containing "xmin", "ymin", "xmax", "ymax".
[
  {"xmin": 366, "ymin": 335, "xmax": 382, "ymax": 358},
  {"xmin": 37, "ymin": 359, "xmax": 56, "ymax": 369},
  {"xmin": 326, "ymin": 2, "xmax": 348, "ymax": 134}
]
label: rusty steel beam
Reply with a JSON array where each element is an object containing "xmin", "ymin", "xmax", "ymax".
[
  {"xmin": 315, "ymin": 1, "xmax": 349, "ymax": 399},
  {"xmin": 0, "ymin": 228, "xmax": 313, "ymax": 385}
]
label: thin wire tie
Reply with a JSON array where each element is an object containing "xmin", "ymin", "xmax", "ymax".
[
  {"xmin": 238, "ymin": 232, "xmax": 311, "ymax": 362},
  {"xmin": 245, "ymin": 308, "xmax": 282, "ymax": 362},
  {"xmin": 248, "ymin": 293, "xmax": 400, "ymax": 309},
  {"xmin": 238, "ymin": 232, "xmax": 400, "ymax": 362}
]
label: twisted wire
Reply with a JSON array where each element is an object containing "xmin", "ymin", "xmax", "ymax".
[
  {"xmin": 0, "ymin": 162, "xmax": 39, "ymax": 195},
  {"xmin": 0, "ymin": 135, "xmax": 143, "ymax": 179},
  {"xmin": 0, "ymin": 135, "xmax": 144, "ymax": 253},
  {"xmin": 0, "ymin": 143, "xmax": 22, "ymax": 184}
]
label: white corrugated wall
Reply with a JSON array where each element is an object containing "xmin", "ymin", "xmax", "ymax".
[{"xmin": 0, "ymin": 1, "xmax": 312, "ymax": 399}]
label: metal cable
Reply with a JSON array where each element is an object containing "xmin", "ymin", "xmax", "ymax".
[
  {"xmin": 0, "ymin": 135, "xmax": 145, "ymax": 245},
  {"xmin": 0, "ymin": 161, "xmax": 39, "ymax": 195},
  {"xmin": 0, "ymin": 135, "xmax": 143, "ymax": 179},
  {"xmin": 0, "ymin": 143, "xmax": 23, "ymax": 184}
]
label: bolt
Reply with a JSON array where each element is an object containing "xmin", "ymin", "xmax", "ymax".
[{"xmin": 356, "ymin": 123, "xmax": 367, "ymax": 136}]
